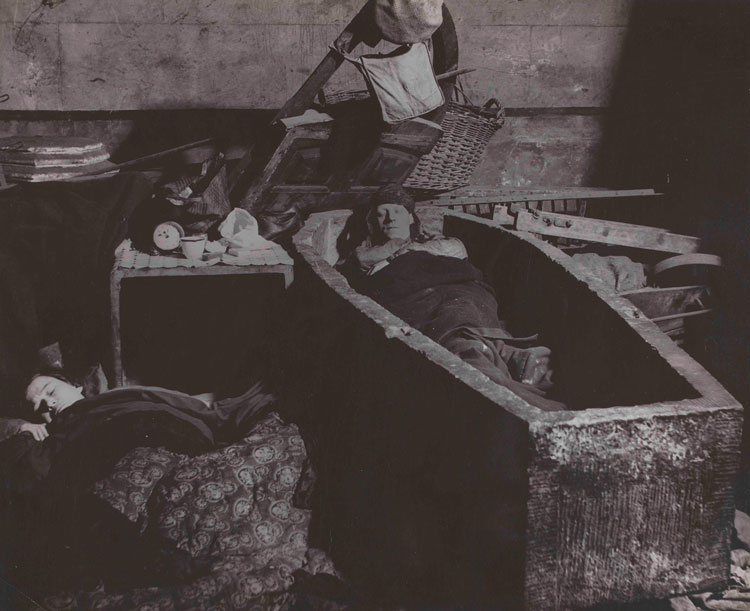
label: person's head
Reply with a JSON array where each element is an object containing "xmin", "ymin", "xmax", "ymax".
[
  {"xmin": 25, "ymin": 374, "xmax": 84, "ymax": 418},
  {"xmin": 366, "ymin": 183, "xmax": 421, "ymax": 244}
]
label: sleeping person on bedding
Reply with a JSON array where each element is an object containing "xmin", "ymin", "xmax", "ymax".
[
  {"xmin": 0, "ymin": 371, "xmax": 277, "ymax": 591},
  {"xmin": 11, "ymin": 371, "xmax": 276, "ymax": 488},
  {"xmin": 347, "ymin": 183, "xmax": 565, "ymax": 412}
]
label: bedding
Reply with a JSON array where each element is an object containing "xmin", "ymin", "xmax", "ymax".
[
  {"xmin": 0, "ymin": 385, "xmax": 340, "ymax": 610},
  {"xmin": 42, "ymin": 413, "xmax": 339, "ymax": 611},
  {"xmin": 352, "ymin": 250, "xmax": 566, "ymax": 410}
]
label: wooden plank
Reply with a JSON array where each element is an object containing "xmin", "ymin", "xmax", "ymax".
[
  {"xmin": 654, "ymin": 253, "xmax": 723, "ymax": 275},
  {"xmin": 238, "ymin": 123, "xmax": 332, "ymax": 209},
  {"xmin": 271, "ymin": 4, "xmax": 372, "ymax": 124},
  {"xmin": 670, "ymin": 596, "xmax": 702, "ymax": 611},
  {"xmin": 88, "ymin": 138, "xmax": 213, "ymax": 175},
  {"xmin": 620, "ymin": 285, "xmax": 711, "ymax": 320},
  {"xmin": 429, "ymin": 188, "xmax": 659, "ymax": 205},
  {"xmin": 650, "ymin": 308, "xmax": 712, "ymax": 324},
  {"xmin": 492, "ymin": 205, "xmax": 515, "ymax": 225},
  {"xmin": 515, "ymin": 210, "xmax": 702, "ymax": 254},
  {"xmin": 271, "ymin": 185, "xmax": 330, "ymax": 194},
  {"xmin": 228, "ymin": 1, "xmax": 372, "ymax": 192},
  {"xmin": 427, "ymin": 192, "xmax": 661, "ymax": 207}
]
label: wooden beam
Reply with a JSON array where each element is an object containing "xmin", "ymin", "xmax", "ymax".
[
  {"xmin": 228, "ymin": 1, "xmax": 373, "ymax": 194},
  {"xmin": 654, "ymin": 253, "xmax": 723, "ymax": 275},
  {"xmin": 272, "ymin": 4, "xmax": 374, "ymax": 125},
  {"xmin": 436, "ymin": 67, "xmax": 475, "ymax": 81},
  {"xmin": 650, "ymin": 308, "xmax": 712, "ymax": 324},
  {"xmin": 619, "ymin": 285, "xmax": 711, "ymax": 319},
  {"xmin": 100, "ymin": 138, "xmax": 214, "ymax": 173},
  {"xmin": 515, "ymin": 210, "xmax": 702, "ymax": 254},
  {"xmin": 437, "ymin": 186, "xmax": 658, "ymax": 197},
  {"xmin": 426, "ymin": 188, "xmax": 661, "ymax": 207}
]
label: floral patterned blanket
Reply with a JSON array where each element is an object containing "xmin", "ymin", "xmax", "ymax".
[{"xmin": 43, "ymin": 413, "xmax": 338, "ymax": 611}]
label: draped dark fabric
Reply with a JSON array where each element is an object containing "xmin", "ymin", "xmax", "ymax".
[
  {"xmin": 354, "ymin": 251, "xmax": 565, "ymax": 411},
  {"xmin": 0, "ymin": 383, "xmax": 277, "ymax": 595},
  {"xmin": 0, "ymin": 173, "xmax": 153, "ymax": 416},
  {"xmin": 353, "ymin": 251, "xmax": 502, "ymax": 342},
  {"xmin": 0, "ymin": 383, "xmax": 276, "ymax": 498}
]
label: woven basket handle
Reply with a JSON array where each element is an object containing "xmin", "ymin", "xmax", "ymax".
[
  {"xmin": 453, "ymin": 80, "xmax": 505, "ymax": 121},
  {"xmin": 479, "ymin": 98, "xmax": 505, "ymax": 128}
]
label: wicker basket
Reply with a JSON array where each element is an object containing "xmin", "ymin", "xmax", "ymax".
[
  {"xmin": 319, "ymin": 84, "xmax": 505, "ymax": 194},
  {"xmin": 404, "ymin": 97, "xmax": 504, "ymax": 193}
]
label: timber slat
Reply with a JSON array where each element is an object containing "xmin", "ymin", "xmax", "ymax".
[
  {"xmin": 427, "ymin": 188, "xmax": 660, "ymax": 207},
  {"xmin": 515, "ymin": 210, "xmax": 702, "ymax": 254},
  {"xmin": 620, "ymin": 285, "xmax": 711, "ymax": 320}
]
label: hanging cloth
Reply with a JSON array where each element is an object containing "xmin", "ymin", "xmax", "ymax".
[{"xmin": 335, "ymin": 42, "xmax": 444, "ymax": 124}]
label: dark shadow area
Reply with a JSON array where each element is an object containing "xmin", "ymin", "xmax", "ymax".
[
  {"xmin": 120, "ymin": 273, "xmax": 286, "ymax": 396},
  {"xmin": 594, "ymin": 0, "xmax": 750, "ymax": 499},
  {"xmin": 0, "ymin": 108, "xmax": 275, "ymax": 167},
  {"xmin": 108, "ymin": 109, "xmax": 276, "ymax": 163}
]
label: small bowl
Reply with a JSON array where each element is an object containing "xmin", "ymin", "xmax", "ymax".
[{"xmin": 180, "ymin": 235, "xmax": 207, "ymax": 259}]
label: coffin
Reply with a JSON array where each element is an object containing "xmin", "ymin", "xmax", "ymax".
[{"xmin": 290, "ymin": 207, "xmax": 742, "ymax": 610}]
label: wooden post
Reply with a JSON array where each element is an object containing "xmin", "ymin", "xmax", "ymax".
[{"xmin": 227, "ymin": 1, "xmax": 376, "ymax": 193}]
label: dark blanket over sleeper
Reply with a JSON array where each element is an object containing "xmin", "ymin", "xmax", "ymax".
[
  {"xmin": 0, "ymin": 383, "xmax": 277, "ymax": 596},
  {"xmin": 352, "ymin": 251, "xmax": 565, "ymax": 411},
  {"xmin": 1, "ymin": 384, "xmax": 275, "ymax": 494}
]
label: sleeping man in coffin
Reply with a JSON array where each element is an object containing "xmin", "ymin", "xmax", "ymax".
[{"xmin": 343, "ymin": 183, "xmax": 565, "ymax": 412}]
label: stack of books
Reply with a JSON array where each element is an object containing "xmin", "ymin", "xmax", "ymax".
[{"xmin": 0, "ymin": 136, "xmax": 114, "ymax": 182}]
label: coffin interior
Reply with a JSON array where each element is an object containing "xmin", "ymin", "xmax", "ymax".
[{"xmin": 309, "ymin": 207, "xmax": 700, "ymax": 410}]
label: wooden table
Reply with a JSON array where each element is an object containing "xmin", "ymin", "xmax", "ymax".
[{"xmin": 110, "ymin": 241, "xmax": 293, "ymax": 388}]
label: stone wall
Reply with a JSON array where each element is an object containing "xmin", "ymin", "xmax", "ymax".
[
  {"xmin": 0, "ymin": 0, "xmax": 635, "ymax": 186},
  {"xmin": 0, "ymin": 0, "xmax": 632, "ymax": 111}
]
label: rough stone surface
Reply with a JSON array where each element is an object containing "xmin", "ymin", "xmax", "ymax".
[
  {"xmin": 453, "ymin": 0, "xmax": 633, "ymax": 26},
  {"xmin": 529, "ymin": 25, "xmax": 628, "ymax": 107},
  {"xmin": 0, "ymin": 23, "xmax": 61, "ymax": 110},
  {"xmin": 471, "ymin": 114, "xmax": 605, "ymax": 188},
  {"xmin": 454, "ymin": 23, "xmax": 531, "ymax": 108},
  {"xmin": 0, "ymin": 0, "xmax": 162, "ymax": 24},
  {"xmin": 162, "ymin": 0, "xmax": 357, "ymax": 26},
  {"xmin": 0, "ymin": 0, "xmax": 637, "ymax": 110},
  {"xmin": 0, "ymin": 0, "xmax": 629, "ymax": 187}
]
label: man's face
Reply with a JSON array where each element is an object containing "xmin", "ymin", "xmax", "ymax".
[
  {"xmin": 26, "ymin": 375, "xmax": 84, "ymax": 417},
  {"xmin": 375, "ymin": 203, "xmax": 413, "ymax": 241}
]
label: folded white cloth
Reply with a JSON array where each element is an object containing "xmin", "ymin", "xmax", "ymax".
[{"xmin": 218, "ymin": 208, "xmax": 276, "ymax": 252}]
